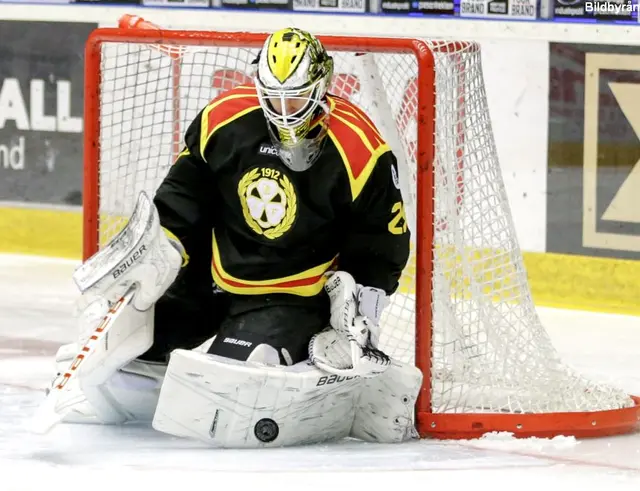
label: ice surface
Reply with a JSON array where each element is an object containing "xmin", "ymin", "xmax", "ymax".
[{"xmin": 0, "ymin": 253, "xmax": 639, "ymax": 491}]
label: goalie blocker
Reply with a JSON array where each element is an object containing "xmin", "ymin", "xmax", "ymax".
[{"xmin": 43, "ymin": 191, "xmax": 422, "ymax": 446}]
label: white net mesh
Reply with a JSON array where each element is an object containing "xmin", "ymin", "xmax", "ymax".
[{"xmin": 95, "ymin": 36, "xmax": 634, "ymax": 418}]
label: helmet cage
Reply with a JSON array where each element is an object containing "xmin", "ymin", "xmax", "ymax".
[{"xmin": 255, "ymin": 75, "xmax": 330, "ymax": 147}]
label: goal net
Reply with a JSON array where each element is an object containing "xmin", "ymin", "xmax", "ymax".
[{"xmin": 83, "ymin": 19, "xmax": 639, "ymax": 439}]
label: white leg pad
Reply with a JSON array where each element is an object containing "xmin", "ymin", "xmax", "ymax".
[
  {"xmin": 52, "ymin": 343, "xmax": 166, "ymax": 425},
  {"xmin": 350, "ymin": 360, "xmax": 423, "ymax": 443},
  {"xmin": 152, "ymin": 349, "xmax": 362, "ymax": 448},
  {"xmin": 51, "ymin": 343, "xmax": 98, "ymax": 424},
  {"xmin": 32, "ymin": 193, "xmax": 183, "ymax": 434},
  {"xmin": 101, "ymin": 359, "xmax": 166, "ymax": 422},
  {"xmin": 54, "ymin": 300, "xmax": 155, "ymax": 424}
]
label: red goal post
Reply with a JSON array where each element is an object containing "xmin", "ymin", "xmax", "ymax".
[{"xmin": 82, "ymin": 20, "xmax": 640, "ymax": 440}]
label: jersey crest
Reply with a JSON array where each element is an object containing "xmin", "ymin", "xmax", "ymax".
[{"xmin": 238, "ymin": 167, "xmax": 297, "ymax": 240}]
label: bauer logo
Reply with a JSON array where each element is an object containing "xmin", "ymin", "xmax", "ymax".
[
  {"xmin": 316, "ymin": 374, "xmax": 359, "ymax": 386},
  {"xmin": 0, "ymin": 20, "xmax": 96, "ymax": 205},
  {"xmin": 222, "ymin": 337, "xmax": 253, "ymax": 348},
  {"xmin": 112, "ymin": 244, "xmax": 147, "ymax": 280}
]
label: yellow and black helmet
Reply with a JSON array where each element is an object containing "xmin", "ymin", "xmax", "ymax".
[{"xmin": 255, "ymin": 28, "xmax": 334, "ymax": 171}]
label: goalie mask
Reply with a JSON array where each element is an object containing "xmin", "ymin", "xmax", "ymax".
[{"xmin": 255, "ymin": 28, "xmax": 334, "ymax": 172}]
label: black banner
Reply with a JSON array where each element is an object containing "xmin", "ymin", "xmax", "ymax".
[
  {"xmin": 380, "ymin": 0, "xmax": 455, "ymax": 15},
  {"xmin": 221, "ymin": 0, "xmax": 291, "ymax": 9},
  {"xmin": 547, "ymin": 43, "xmax": 640, "ymax": 260},
  {"xmin": 72, "ymin": 0, "xmax": 140, "ymax": 3},
  {"xmin": 0, "ymin": 21, "xmax": 96, "ymax": 206},
  {"xmin": 487, "ymin": 0, "xmax": 509, "ymax": 14},
  {"xmin": 552, "ymin": 0, "xmax": 636, "ymax": 22},
  {"xmin": 143, "ymin": 0, "xmax": 210, "ymax": 6},
  {"xmin": 0, "ymin": 0, "xmax": 70, "ymax": 3}
]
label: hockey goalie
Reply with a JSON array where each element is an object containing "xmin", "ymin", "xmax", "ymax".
[{"xmin": 36, "ymin": 27, "xmax": 423, "ymax": 448}]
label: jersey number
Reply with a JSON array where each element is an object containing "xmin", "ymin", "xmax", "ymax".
[{"xmin": 388, "ymin": 202, "xmax": 407, "ymax": 235}]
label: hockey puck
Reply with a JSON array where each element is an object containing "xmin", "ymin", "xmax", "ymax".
[{"xmin": 254, "ymin": 418, "xmax": 279, "ymax": 443}]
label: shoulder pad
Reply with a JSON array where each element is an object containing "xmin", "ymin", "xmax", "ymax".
[
  {"xmin": 326, "ymin": 96, "xmax": 391, "ymax": 201},
  {"xmin": 199, "ymin": 85, "xmax": 261, "ymax": 160}
]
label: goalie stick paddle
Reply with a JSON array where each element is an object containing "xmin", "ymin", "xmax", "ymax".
[{"xmin": 29, "ymin": 285, "xmax": 137, "ymax": 435}]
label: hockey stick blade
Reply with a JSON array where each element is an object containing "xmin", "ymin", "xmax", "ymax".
[{"xmin": 29, "ymin": 286, "xmax": 137, "ymax": 434}]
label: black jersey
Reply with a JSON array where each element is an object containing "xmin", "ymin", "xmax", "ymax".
[{"xmin": 154, "ymin": 85, "xmax": 410, "ymax": 297}]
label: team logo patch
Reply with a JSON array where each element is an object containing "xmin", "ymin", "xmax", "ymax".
[{"xmin": 238, "ymin": 167, "xmax": 297, "ymax": 239}]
